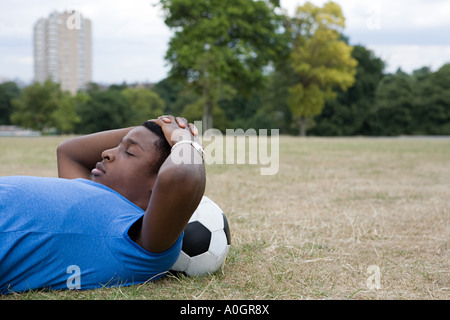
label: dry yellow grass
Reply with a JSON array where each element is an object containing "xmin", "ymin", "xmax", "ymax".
[
  {"xmin": 204, "ymin": 136, "xmax": 449, "ymax": 300},
  {"xmin": 0, "ymin": 135, "xmax": 448, "ymax": 300}
]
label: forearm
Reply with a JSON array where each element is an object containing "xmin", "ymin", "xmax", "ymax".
[
  {"xmin": 57, "ymin": 127, "xmax": 135, "ymax": 179},
  {"xmin": 159, "ymin": 144, "xmax": 206, "ymax": 193},
  {"xmin": 141, "ymin": 144, "xmax": 206, "ymax": 252},
  {"xmin": 160, "ymin": 139, "xmax": 206, "ymax": 201},
  {"xmin": 159, "ymin": 152, "xmax": 205, "ymax": 216}
]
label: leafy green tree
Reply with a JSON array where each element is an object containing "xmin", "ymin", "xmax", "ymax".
[
  {"xmin": 411, "ymin": 64, "xmax": 450, "ymax": 135},
  {"xmin": 371, "ymin": 69, "xmax": 414, "ymax": 136},
  {"xmin": 287, "ymin": 1, "xmax": 357, "ymax": 136},
  {"xmin": 0, "ymin": 81, "xmax": 21, "ymax": 125},
  {"xmin": 75, "ymin": 85, "xmax": 132, "ymax": 134},
  {"xmin": 355, "ymin": 64, "xmax": 450, "ymax": 136},
  {"xmin": 121, "ymin": 87, "xmax": 165, "ymax": 126},
  {"xmin": 153, "ymin": 77, "xmax": 192, "ymax": 116},
  {"xmin": 51, "ymin": 93, "xmax": 81, "ymax": 133},
  {"xmin": 311, "ymin": 45, "xmax": 385, "ymax": 136},
  {"xmin": 159, "ymin": 0, "xmax": 285, "ymax": 129},
  {"xmin": 10, "ymin": 80, "xmax": 79, "ymax": 133}
]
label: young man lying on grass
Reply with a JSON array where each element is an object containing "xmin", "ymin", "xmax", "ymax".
[{"xmin": 0, "ymin": 115, "xmax": 205, "ymax": 294}]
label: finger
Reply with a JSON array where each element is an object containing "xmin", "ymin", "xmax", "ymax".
[
  {"xmin": 175, "ymin": 117, "xmax": 187, "ymax": 128},
  {"xmin": 188, "ymin": 123, "xmax": 198, "ymax": 136},
  {"xmin": 151, "ymin": 118, "xmax": 164, "ymax": 127},
  {"xmin": 158, "ymin": 115, "xmax": 173, "ymax": 123}
]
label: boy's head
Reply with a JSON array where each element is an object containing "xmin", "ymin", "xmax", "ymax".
[
  {"xmin": 141, "ymin": 120, "xmax": 171, "ymax": 174},
  {"xmin": 91, "ymin": 121, "xmax": 171, "ymax": 210}
]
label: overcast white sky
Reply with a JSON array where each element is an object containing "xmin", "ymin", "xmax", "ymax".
[{"xmin": 1, "ymin": 0, "xmax": 449, "ymax": 84}]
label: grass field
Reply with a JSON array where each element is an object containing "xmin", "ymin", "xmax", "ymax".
[{"xmin": 0, "ymin": 135, "xmax": 448, "ymax": 300}]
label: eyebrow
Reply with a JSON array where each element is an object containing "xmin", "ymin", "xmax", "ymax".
[{"xmin": 120, "ymin": 138, "xmax": 145, "ymax": 151}]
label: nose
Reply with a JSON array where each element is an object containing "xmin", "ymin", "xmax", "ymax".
[{"xmin": 101, "ymin": 148, "xmax": 116, "ymax": 162}]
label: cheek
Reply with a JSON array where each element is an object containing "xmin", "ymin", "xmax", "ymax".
[
  {"xmin": 108, "ymin": 157, "xmax": 152, "ymax": 187},
  {"xmin": 103, "ymin": 163, "xmax": 130, "ymax": 186},
  {"xmin": 121, "ymin": 161, "xmax": 151, "ymax": 183}
]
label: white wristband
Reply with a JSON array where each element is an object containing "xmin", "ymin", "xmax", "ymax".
[{"xmin": 171, "ymin": 140, "xmax": 205, "ymax": 159}]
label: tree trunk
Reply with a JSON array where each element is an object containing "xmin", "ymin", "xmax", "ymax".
[
  {"xmin": 202, "ymin": 85, "xmax": 213, "ymax": 130},
  {"xmin": 299, "ymin": 117, "xmax": 307, "ymax": 137},
  {"xmin": 202, "ymin": 102, "xmax": 213, "ymax": 131}
]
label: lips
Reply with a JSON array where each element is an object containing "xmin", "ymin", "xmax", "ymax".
[{"xmin": 91, "ymin": 162, "xmax": 106, "ymax": 176}]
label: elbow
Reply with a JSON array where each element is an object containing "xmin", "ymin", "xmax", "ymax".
[
  {"xmin": 56, "ymin": 140, "xmax": 69, "ymax": 161},
  {"xmin": 174, "ymin": 164, "xmax": 206, "ymax": 197},
  {"xmin": 56, "ymin": 138, "xmax": 76, "ymax": 157},
  {"xmin": 188, "ymin": 167, "xmax": 206, "ymax": 200}
]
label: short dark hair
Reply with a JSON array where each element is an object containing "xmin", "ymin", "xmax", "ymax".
[{"xmin": 142, "ymin": 120, "xmax": 171, "ymax": 175}]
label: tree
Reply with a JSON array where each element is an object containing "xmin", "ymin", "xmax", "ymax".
[
  {"xmin": 10, "ymin": 80, "xmax": 80, "ymax": 133},
  {"xmin": 411, "ymin": 64, "xmax": 450, "ymax": 135},
  {"xmin": 153, "ymin": 77, "xmax": 192, "ymax": 116},
  {"xmin": 51, "ymin": 92, "xmax": 81, "ymax": 133},
  {"xmin": 371, "ymin": 70, "xmax": 414, "ymax": 136},
  {"xmin": 0, "ymin": 81, "xmax": 21, "ymax": 125},
  {"xmin": 287, "ymin": 1, "xmax": 357, "ymax": 136},
  {"xmin": 121, "ymin": 87, "xmax": 165, "ymax": 126},
  {"xmin": 75, "ymin": 85, "xmax": 132, "ymax": 134},
  {"xmin": 311, "ymin": 45, "xmax": 385, "ymax": 136},
  {"xmin": 159, "ymin": 0, "xmax": 285, "ymax": 129}
]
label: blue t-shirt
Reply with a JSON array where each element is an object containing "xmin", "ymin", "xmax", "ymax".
[{"xmin": 0, "ymin": 176, "xmax": 182, "ymax": 294}]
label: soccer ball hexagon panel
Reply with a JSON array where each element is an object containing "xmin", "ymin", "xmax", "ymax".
[{"xmin": 171, "ymin": 196, "xmax": 231, "ymax": 277}]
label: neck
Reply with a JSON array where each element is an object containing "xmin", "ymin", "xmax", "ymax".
[{"xmin": 129, "ymin": 192, "xmax": 151, "ymax": 211}]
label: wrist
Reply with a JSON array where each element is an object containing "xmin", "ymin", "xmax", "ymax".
[
  {"xmin": 171, "ymin": 140, "xmax": 205, "ymax": 160},
  {"xmin": 169, "ymin": 128, "xmax": 193, "ymax": 147}
]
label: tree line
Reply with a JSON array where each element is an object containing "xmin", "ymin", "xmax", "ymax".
[{"xmin": 0, "ymin": 0, "xmax": 449, "ymax": 136}]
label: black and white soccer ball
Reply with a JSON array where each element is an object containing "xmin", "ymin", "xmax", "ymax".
[{"xmin": 171, "ymin": 196, "xmax": 231, "ymax": 276}]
